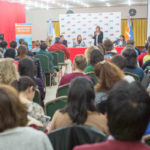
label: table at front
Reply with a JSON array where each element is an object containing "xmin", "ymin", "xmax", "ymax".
[{"xmin": 68, "ymin": 47, "xmax": 125, "ymax": 62}]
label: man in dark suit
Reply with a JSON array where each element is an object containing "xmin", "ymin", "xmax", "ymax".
[{"xmin": 60, "ymin": 35, "xmax": 68, "ymax": 47}]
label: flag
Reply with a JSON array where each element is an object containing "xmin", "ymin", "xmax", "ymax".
[
  {"xmin": 125, "ymin": 18, "xmax": 134, "ymax": 41},
  {"xmin": 47, "ymin": 18, "xmax": 56, "ymax": 44}
]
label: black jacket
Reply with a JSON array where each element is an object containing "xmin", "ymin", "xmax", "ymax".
[
  {"xmin": 48, "ymin": 125, "xmax": 106, "ymax": 150},
  {"xmin": 93, "ymin": 31, "xmax": 103, "ymax": 46},
  {"xmin": 62, "ymin": 40, "xmax": 68, "ymax": 47}
]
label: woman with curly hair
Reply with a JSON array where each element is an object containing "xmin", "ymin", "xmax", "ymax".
[
  {"xmin": 0, "ymin": 58, "xmax": 19, "ymax": 85},
  {"xmin": 94, "ymin": 61, "xmax": 124, "ymax": 114}
]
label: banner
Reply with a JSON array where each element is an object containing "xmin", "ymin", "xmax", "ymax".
[
  {"xmin": 59, "ymin": 12, "xmax": 121, "ymax": 47},
  {"xmin": 15, "ymin": 23, "xmax": 32, "ymax": 50}
]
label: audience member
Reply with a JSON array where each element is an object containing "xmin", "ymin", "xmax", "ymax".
[
  {"xmin": 111, "ymin": 55, "xmax": 135, "ymax": 83},
  {"xmin": 49, "ymin": 77, "xmax": 109, "ymax": 135},
  {"xmin": 0, "ymin": 58, "xmax": 19, "ymax": 85},
  {"xmin": 60, "ymin": 35, "xmax": 68, "ymax": 47},
  {"xmin": 37, "ymin": 42, "xmax": 54, "ymax": 73},
  {"xmin": 97, "ymin": 44, "xmax": 106, "ymax": 55},
  {"xmin": 12, "ymin": 76, "xmax": 46, "ymax": 126},
  {"xmin": 49, "ymin": 37, "xmax": 71, "ymax": 73},
  {"xmin": 123, "ymin": 48, "xmax": 144, "ymax": 80},
  {"xmin": 22, "ymin": 41, "xmax": 34, "ymax": 57},
  {"xmin": 32, "ymin": 40, "xmax": 40, "ymax": 53},
  {"xmin": 0, "ymin": 84, "xmax": 53, "ymax": 150},
  {"xmin": 0, "ymin": 40, "xmax": 8, "ymax": 54},
  {"xmin": 17, "ymin": 45, "xmax": 28, "ymax": 60},
  {"xmin": 103, "ymin": 39, "xmax": 117, "ymax": 59},
  {"xmin": 94, "ymin": 61, "xmax": 124, "ymax": 106},
  {"xmin": 10, "ymin": 40, "xmax": 17, "ymax": 56},
  {"xmin": 19, "ymin": 38, "xmax": 25, "ymax": 45},
  {"xmin": 74, "ymin": 81, "xmax": 150, "ymax": 150},
  {"xmin": 143, "ymin": 44, "xmax": 150, "ymax": 63},
  {"xmin": 59, "ymin": 55, "xmax": 91, "ymax": 86},
  {"xmin": 73, "ymin": 34, "xmax": 86, "ymax": 48}
]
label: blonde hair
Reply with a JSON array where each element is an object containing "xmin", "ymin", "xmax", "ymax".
[
  {"xmin": 0, "ymin": 58, "xmax": 19, "ymax": 85},
  {"xmin": 84, "ymin": 46, "xmax": 99, "ymax": 62}
]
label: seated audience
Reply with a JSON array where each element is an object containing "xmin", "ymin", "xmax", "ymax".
[
  {"xmin": 4, "ymin": 48, "xmax": 16, "ymax": 59},
  {"xmin": 22, "ymin": 41, "xmax": 34, "ymax": 57},
  {"xmin": 60, "ymin": 35, "xmax": 68, "ymax": 47},
  {"xmin": 73, "ymin": 34, "xmax": 86, "ymax": 48},
  {"xmin": 59, "ymin": 55, "xmax": 91, "ymax": 86},
  {"xmin": 113, "ymin": 34, "xmax": 126, "ymax": 47},
  {"xmin": 49, "ymin": 77, "xmax": 109, "ymax": 135},
  {"xmin": 143, "ymin": 44, "xmax": 150, "ymax": 63},
  {"xmin": 16, "ymin": 45, "xmax": 28, "ymax": 60},
  {"xmin": 111, "ymin": 55, "xmax": 135, "ymax": 83},
  {"xmin": 0, "ymin": 84, "xmax": 53, "ymax": 150},
  {"xmin": 97, "ymin": 44, "xmax": 106, "ymax": 55},
  {"xmin": 0, "ymin": 58, "xmax": 19, "ymax": 85},
  {"xmin": 84, "ymin": 46, "xmax": 99, "ymax": 63},
  {"xmin": 37, "ymin": 42, "xmax": 54, "ymax": 73},
  {"xmin": 19, "ymin": 38, "xmax": 25, "ymax": 45},
  {"xmin": 18, "ymin": 57, "xmax": 45, "ymax": 106},
  {"xmin": 103, "ymin": 39, "xmax": 117, "ymax": 59},
  {"xmin": 32, "ymin": 40, "xmax": 40, "ymax": 53},
  {"xmin": 0, "ymin": 40, "xmax": 8, "ymax": 55},
  {"xmin": 94, "ymin": 61, "xmax": 124, "ymax": 106},
  {"xmin": 123, "ymin": 48, "xmax": 144, "ymax": 80},
  {"xmin": 74, "ymin": 81, "xmax": 150, "ymax": 150},
  {"xmin": 12, "ymin": 76, "xmax": 46, "ymax": 126},
  {"xmin": 85, "ymin": 49, "xmax": 104, "ymax": 74},
  {"xmin": 49, "ymin": 37, "xmax": 71, "ymax": 73},
  {"xmin": 10, "ymin": 40, "xmax": 18, "ymax": 56}
]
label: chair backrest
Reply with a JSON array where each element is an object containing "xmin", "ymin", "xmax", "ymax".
[
  {"xmin": 48, "ymin": 125, "xmax": 107, "ymax": 150},
  {"xmin": 86, "ymin": 72, "xmax": 98, "ymax": 85},
  {"xmin": 54, "ymin": 50, "xmax": 65, "ymax": 64},
  {"xmin": 125, "ymin": 72, "xmax": 140, "ymax": 81},
  {"xmin": 45, "ymin": 96, "xmax": 67, "ymax": 118},
  {"xmin": 33, "ymin": 89, "xmax": 41, "ymax": 105},
  {"xmin": 57, "ymin": 84, "xmax": 69, "ymax": 97},
  {"xmin": 35, "ymin": 54, "xmax": 50, "ymax": 73},
  {"xmin": 52, "ymin": 52, "xmax": 59, "ymax": 66}
]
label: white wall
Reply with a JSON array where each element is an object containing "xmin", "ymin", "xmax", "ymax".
[{"xmin": 26, "ymin": 5, "xmax": 147, "ymax": 41}]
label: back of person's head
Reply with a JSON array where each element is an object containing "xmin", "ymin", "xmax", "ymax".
[
  {"xmin": 35, "ymin": 40, "xmax": 40, "ymax": 47},
  {"xmin": 4, "ymin": 48, "xmax": 16, "ymax": 59},
  {"xmin": 145, "ymin": 42, "xmax": 149, "ymax": 50},
  {"xmin": 19, "ymin": 39, "xmax": 25, "ymax": 45},
  {"xmin": 147, "ymin": 44, "xmax": 150, "ymax": 55},
  {"xmin": 1, "ymin": 40, "xmax": 8, "ymax": 49},
  {"xmin": 40, "ymin": 42, "xmax": 47, "ymax": 50},
  {"xmin": 10, "ymin": 40, "xmax": 17, "ymax": 49},
  {"xmin": 22, "ymin": 41, "xmax": 29, "ymax": 50},
  {"xmin": 122, "ymin": 48, "xmax": 137, "ymax": 68},
  {"xmin": 55, "ymin": 37, "xmax": 61, "ymax": 43},
  {"xmin": 74, "ymin": 55, "xmax": 87, "ymax": 71},
  {"xmin": 97, "ymin": 44, "xmax": 106, "ymax": 55},
  {"xmin": 95, "ymin": 61, "xmax": 124, "ymax": 92},
  {"xmin": 61, "ymin": 77, "xmax": 96, "ymax": 124},
  {"xmin": 111, "ymin": 55, "xmax": 127, "ymax": 70},
  {"xmin": 103, "ymin": 39, "xmax": 114, "ymax": 52},
  {"xmin": 12, "ymin": 76, "xmax": 35, "ymax": 93},
  {"xmin": 90, "ymin": 49, "xmax": 104, "ymax": 66},
  {"xmin": 0, "ymin": 84, "xmax": 27, "ymax": 132},
  {"xmin": 17, "ymin": 45, "xmax": 28, "ymax": 59},
  {"xmin": 85, "ymin": 46, "xmax": 100, "ymax": 62},
  {"xmin": 18, "ymin": 57, "xmax": 34, "ymax": 79},
  {"xmin": 126, "ymin": 39, "xmax": 135, "ymax": 47},
  {"xmin": 0, "ymin": 58, "xmax": 19, "ymax": 84},
  {"xmin": 107, "ymin": 81, "xmax": 150, "ymax": 141}
]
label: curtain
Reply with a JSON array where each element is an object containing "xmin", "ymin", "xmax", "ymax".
[
  {"xmin": 52, "ymin": 21, "xmax": 60, "ymax": 37},
  {"xmin": 121, "ymin": 19, "xmax": 147, "ymax": 46},
  {"xmin": 53, "ymin": 19, "xmax": 147, "ymax": 46},
  {"xmin": 0, "ymin": 1, "xmax": 26, "ymax": 45}
]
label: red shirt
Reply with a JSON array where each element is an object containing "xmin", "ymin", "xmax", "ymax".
[
  {"xmin": 73, "ymin": 140, "xmax": 150, "ymax": 150},
  {"xmin": 138, "ymin": 52, "xmax": 147, "ymax": 67},
  {"xmin": 49, "ymin": 43, "xmax": 70, "ymax": 59}
]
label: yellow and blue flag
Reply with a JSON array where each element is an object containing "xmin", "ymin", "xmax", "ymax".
[{"xmin": 125, "ymin": 18, "xmax": 134, "ymax": 41}]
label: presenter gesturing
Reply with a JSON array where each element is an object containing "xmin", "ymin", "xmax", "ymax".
[{"xmin": 91, "ymin": 26, "xmax": 103, "ymax": 46}]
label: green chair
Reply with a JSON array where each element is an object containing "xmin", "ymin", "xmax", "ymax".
[
  {"xmin": 33, "ymin": 89, "xmax": 42, "ymax": 106},
  {"xmin": 35, "ymin": 54, "xmax": 52, "ymax": 86},
  {"xmin": 51, "ymin": 52, "xmax": 61, "ymax": 70},
  {"xmin": 45, "ymin": 96, "xmax": 67, "ymax": 118},
  {"xmin": 125, "ymin": 72, "xmax": 140, "ymax": 81},
  {"xmin": 57, "ymin": 84, "xmax": 70, "ymax": 97},
  {"xmin": 54, "ymin": 50, "xmax": 66, "ymax": 66},
  {"xmin": 86, "ymin": 72, "xmax": 98, "ymax": 85}
]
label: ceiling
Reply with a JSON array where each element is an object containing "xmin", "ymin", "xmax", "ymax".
[{"xmin": 0, "ymin": 0, "xmax": 148, "ymax": 9}]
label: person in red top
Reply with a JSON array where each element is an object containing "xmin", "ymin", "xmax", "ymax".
[
  {"xmin": 74, "ymin": 81, "xmax": 150, "ymax": 150},
  {"xmin": 49, "ymin": 37, "xmax": 71, "ymax": 73},
  {"xmin": 138, "ymin": 42, "xmax": 149, "ymax": 67},
  {"xmin": 49, "ymin": 37, "xmax": 70, "ymax": 59}
]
